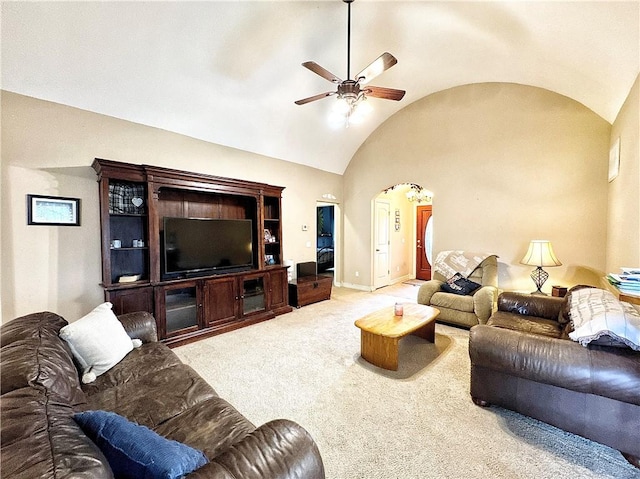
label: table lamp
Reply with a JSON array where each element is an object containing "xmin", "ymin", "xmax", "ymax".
[{"xmin": 520, "ymin": 240, "xmax": 562, "ymax": 295}]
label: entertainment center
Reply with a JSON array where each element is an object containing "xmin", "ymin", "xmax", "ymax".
[{"xmin": 92, "ymin": 158, "xmax": 292, "ymax": 346}]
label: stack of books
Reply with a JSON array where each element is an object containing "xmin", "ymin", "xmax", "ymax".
[{"xmin": 607, "ymin": 267, "xmax": 640, "ymax": 295}]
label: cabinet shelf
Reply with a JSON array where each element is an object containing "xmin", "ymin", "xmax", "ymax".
[
  {"xmin": 104, "ymin": 280, "xmax": 150, "ymax": 290},
  {"xmin": 110, "ymin": 247, "xmax": 148, "ymax": 251}
]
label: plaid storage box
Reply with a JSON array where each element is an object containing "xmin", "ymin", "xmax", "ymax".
[{"xmin": 109, "ymin": 182, "xmax": 146, "ymax": 214}]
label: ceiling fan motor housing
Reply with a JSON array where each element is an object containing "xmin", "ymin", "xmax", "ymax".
[{"xmin": 338, "ymin": 80, "xmax": 361, "ymax": 101}]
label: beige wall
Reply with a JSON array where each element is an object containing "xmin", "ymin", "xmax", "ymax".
[
  {"xmin": 343, "ymin": 83, "xmax": 612, "ymax": 293},
  {"xmin": 3, "ymin": 79, "xmax": 636, "ymax": 321},
  {"xmin": 1, "ymin": 91, "xmax": 342, "ymax": 322},
  {"xmin": 607, "ymin": 74, "xmax": 640, "ymax": 273}
]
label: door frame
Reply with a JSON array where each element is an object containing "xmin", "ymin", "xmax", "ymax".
[{"xmin": 316, "ymin": 201, "xmax": 340, "ymax": 286}]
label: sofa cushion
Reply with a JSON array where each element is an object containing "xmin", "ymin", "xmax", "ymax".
[
  {"xmin": 74, "ymin": 410, "xmax": 208, "ymax": 479},
  {"xmin": 82, "ymin": 342, "xmax": 184, "ymax": 396},
  {"xmin": 153, "ymin": 397, "xmax": 255, "ymax": 459},
  {"xmin": 486, "ymin": 311, "xmax": 564, "ymax": 338},
  {"xmin": 568, "ymin": 288, "xmax": 640, "ymax": 351},
  {"xmin": 430, "ymin": 291, "xmax": 475, "ymax": 313},
  {"xmin": 86, "ymin": 363, "xmax": 217, "ymax": 428},
  {"xmin": 59, "ymin": 302, "xmax": 140, "ymax": 383},
  {"xmin": 441, "ymin": 273, "xmax": 481, "ymax": 295}
]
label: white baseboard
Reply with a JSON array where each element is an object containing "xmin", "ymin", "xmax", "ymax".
[
  {"xmin": 391, "ymin": 274, "xmax": 413, "ymax": 285},
  {"xmin": 339, "ymin": 275, "xmax": 414, "ymax": 292},
  {"xmin": 340, "ymin": 282, "xmax": 375, "ymax": 292}
]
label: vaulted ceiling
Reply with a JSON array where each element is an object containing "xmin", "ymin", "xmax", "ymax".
[{"xmin": 2, "ymin": 1, "xmax": 638, "ymax": 174}]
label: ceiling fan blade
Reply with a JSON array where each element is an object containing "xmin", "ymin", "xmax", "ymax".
[
  {"xmin": 364, "ymin": 86, "xmax": 406, "ymax": 101},
  {"xmin": 295, "ymin": 91, "xmax": 337, "ymax": 105},
  {"xmin": 302, "ymin": 62, "xmax": 342, "ymax": 84},
  {"xmin": 355, "ymin": 52, "xmax": 398, "ymax": 85}
]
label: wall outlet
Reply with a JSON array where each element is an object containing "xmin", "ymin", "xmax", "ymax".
[
  {"xmin": 355, "ymin": 271, "xmax": 359, "ymax": 277},
  {"xmin": 306, "ymin": 241, "xmax": 311, "ymax": 248}
]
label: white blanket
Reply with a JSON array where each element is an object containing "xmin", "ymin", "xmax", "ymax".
[
  {"xmin": 568, "ymin": 287, "xmax": 640, "ymax": 351},
  {"xmin": 434, "ymin": 251, "xmax": 495, "ymax": 279}
]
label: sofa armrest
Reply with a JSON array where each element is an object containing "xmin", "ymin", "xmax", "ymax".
[
  {"xmin": 188, "ymin": 419, "xmax": 324, "ymax": 479},
  {"xmin": 473, "ymin": 286, "xmax": 498, "ymax": 324},
  {"xmin": 417, "ymin": 280, "xmax": 443, "ymax": 306},
  {"xmin": 117, "ymin": 311, "xmax": 158, "ymax": 343},
  {"xmin": 497, "ymin": 292, "xmax": 564, "ymax": 320}
]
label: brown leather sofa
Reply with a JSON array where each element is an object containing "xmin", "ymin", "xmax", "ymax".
[
  {"xmin": 1, "ymin": 311, "xmax": 325, "ymax": 478},
  {"xmin": 469, "ymin": 291, "xmax": 640, "ymax": 468}
]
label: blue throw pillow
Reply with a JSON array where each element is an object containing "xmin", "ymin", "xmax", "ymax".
[
  {"xmin": 74, "ymin": 410, "xmax": 208, "ymax": 479},
  {"xmin": 441, "ymin": 273, "xmax": 482, "ymax": 296}
]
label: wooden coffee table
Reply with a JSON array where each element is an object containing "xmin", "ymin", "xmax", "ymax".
[{"xmin": 354, "ymin": 303, "xmax": 440, "ymax": 371}]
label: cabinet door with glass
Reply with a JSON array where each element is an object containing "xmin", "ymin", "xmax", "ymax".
[
  {"xmin": 156, "ymin": 282, "xmax": 201, "ymax": 339},
  {"xmin": 240, "ymin": 273, "xmax": 268, "ymax": 318}
]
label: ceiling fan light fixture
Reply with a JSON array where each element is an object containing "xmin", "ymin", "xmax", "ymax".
[
  {"xmin": 295, "ymin": 0, "xmax": 405, "ymax": 125},
  {"xmin": 349, "ymin": 96, "xmax": 372, "ymax": 124},
  {"xmin": 332, "ymin": 97, "xmax": 352, "ymax": 115}
]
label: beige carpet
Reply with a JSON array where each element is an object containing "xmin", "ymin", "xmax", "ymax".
[{"xmin": 175, "ymin": 284, "xmax": 640, "ymax": 479}]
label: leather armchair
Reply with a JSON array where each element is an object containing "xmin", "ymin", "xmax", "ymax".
[
  {"xmin": 469, "ymin": 291, "xmax": 640, "ymax": 469},
  {"xmin": 417, "ymin": 255, "xmax": 498, "ymax": 328}
]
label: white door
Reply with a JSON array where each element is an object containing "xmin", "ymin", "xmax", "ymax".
[{"xmin": 373, "ymin": 199, "xmax": 391, "ymax": 289}]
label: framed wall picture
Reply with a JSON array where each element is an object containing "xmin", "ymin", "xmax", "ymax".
[{"xmin": 27, "ymin": 194, "xmax": 81, "ymax": 226}]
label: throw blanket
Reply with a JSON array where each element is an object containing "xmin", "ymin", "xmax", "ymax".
[
  {"xmin": 568, "ymin": 287, "xmax": 640, "ymax": 351},
  {"xmin": 434, "ymin": 251, "xmax": 495, "ymax": 279}
]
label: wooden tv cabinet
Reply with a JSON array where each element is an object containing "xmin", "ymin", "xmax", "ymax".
[
  {"xmin": 93, "ymin": 158, "xmax": 292, "ymax": 347},
  {"xmin": 289, "ymin": 275, "xmax": 333, "ymax": 308}
]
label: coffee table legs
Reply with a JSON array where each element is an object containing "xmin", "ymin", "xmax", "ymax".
[
  {"xmin": 359, "ymin": 321, "xmax": 436, "ymax": 371},
  {"xmin": 360, "ymin": 330, "xmax": 399, "ymax": 371},
  {"xmin": 412, "ymin": 320, "xmax": 436, "ymax": 342}
]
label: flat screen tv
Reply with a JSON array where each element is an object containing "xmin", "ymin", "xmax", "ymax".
[{"xmin": 163, "ymin": 217, "xmax": 253, "ymax": 278}]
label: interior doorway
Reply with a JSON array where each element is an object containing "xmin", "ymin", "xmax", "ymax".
[
  {"xmin": 416, "ymin": 205, "xmax": 433, "ymax": 280},
  {"xmin": 371, "ymin": 183, "xmax": 433, "ymax": 289},
  {"xmin": 316, "ymin": 203, "xmax": 336, "ymax": 279}
]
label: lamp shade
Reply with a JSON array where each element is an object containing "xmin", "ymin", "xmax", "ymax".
[{"xmin": 520, "ymin": 240, "xmax": 562, "ymax": 267}]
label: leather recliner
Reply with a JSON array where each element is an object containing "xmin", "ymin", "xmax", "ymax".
[{"xmin": 469, "ymin": 291, "xmax": 640, "ymax": 469}]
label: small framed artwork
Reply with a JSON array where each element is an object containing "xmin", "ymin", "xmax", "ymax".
[
  {"xmin": 27, "ymin": 194, "xmax": 81, "ymax": 226},
  {"xmin": 264, "ymin": 229, "xmax": 273, "ymax": 242},
  {"xmin": 265, "ymin": 254, "xmax": 276, "ymax": 265}
]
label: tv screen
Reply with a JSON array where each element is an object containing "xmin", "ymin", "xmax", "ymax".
[{"xmin": 163, "ymin": 217, "xmax": 253, "ymax": 277}]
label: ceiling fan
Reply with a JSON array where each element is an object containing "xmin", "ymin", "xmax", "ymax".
[{"xmin": 295, "ymin": 0, "xmax": 405, "ymax": 116}]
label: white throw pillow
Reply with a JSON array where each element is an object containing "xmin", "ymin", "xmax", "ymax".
[
  {"xmin": 568, "ymin": 288, "xmax": 640, "ymax": 351},
  {"xmin": 60, "ymin": 302, "xmax": 139, "ymax": 383}
]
